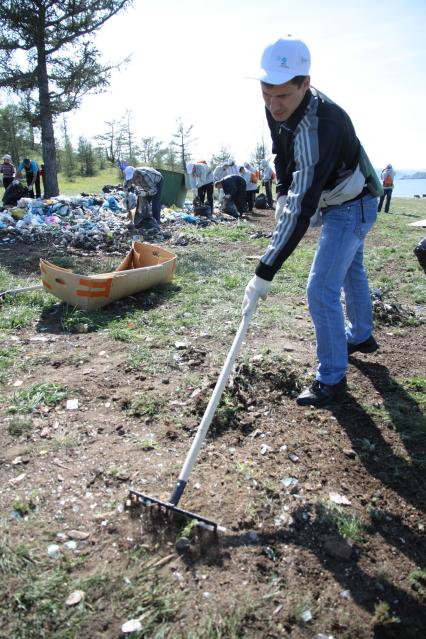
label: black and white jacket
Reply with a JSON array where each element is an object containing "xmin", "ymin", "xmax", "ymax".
[{"xmin": 256, "ymin": 88, "xmax": 361, "ymax": 281}]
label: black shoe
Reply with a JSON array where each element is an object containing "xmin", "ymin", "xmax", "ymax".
[
  {"xmin": 296, "ymin": 377, "xmax": 347, "ymax": 407},
  {"xmin": 347, "ymin": 335, "xmax": 378, "ymax": 355}
]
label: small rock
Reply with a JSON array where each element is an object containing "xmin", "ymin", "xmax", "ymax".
[
  {"xmin": 260, "ymin": 444, "xmax": 273, "ymax": 455},
  {"xmin": 68, "ymin": 530, "xmax": 90, "ymax": 541},
  {"xmin": 12, "ymin": 456, "xmax": 29, "ymax": 465},
  {"xmin": 301, "ymin": 609, "xmax": 312, "ymax": 622},
  {"xmin": 121, "ymin": 619, "xmax": 142, "ymax": 634},
  {"xmin": 47, "ymin": 544, "xmax": 61, "ymax": 558},
  {"xmin": 329, "ymin": 492, "xmax": 351, "ymax": 505},
  {"xmin": 9, "ymin": 473, "xmax": 26, "ymax": 486},
  {"xmin": 288, "ymin": 452, "xmax": 300, "ymax": 463},
  {"xmin": 281, "ymin": 476, "xmax": 298, "ymax": 489},
  {"xmin": 66, "ymin": 399, "xmax": 79, "ymax": 410},
  {"xmin": 174, "ymin": 341, "xmax": 188, "ymax": 350},
  {"xmin": 65, "ymin": 590, "xmax": 85, "ymax": 606},
  {"xmin": 342, "ymin": 448, "xmax": 356, "ymax": 458},
  {"xmin": 75, "ymin": 323, "xmax": 89, "ymax": 333}
]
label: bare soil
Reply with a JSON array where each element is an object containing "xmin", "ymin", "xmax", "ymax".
[{"xmin": 1, "ymin": 210, "xmax": 425, "ymax": 638}]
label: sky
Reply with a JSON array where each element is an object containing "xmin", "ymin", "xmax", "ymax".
[{"xmin": 64, "ymin": 0, "xmax": 426, "ymax": 171}]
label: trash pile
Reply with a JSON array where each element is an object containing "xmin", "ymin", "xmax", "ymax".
[
  {"xmin": 0, "ymin": 189, "xmax": 234, "ymax": 251},
  {"xmin": 0, "ymin": 193, "xmax": 131, "ymax": 251},
  {"xmin": 371, "ymin": 289, "xmax": 422, "ymax": 326}
]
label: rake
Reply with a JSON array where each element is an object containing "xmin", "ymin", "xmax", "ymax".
[{"xmin": 127, "ymin": 308, "xmax": 254, "ymax": 532}]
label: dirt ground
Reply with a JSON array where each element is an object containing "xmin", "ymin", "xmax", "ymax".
[{"xmin": 0, "ymin": 209, "xmax": 425, "ymax": 639}]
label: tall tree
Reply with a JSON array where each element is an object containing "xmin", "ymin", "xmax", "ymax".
[
  {"xmin": 78, "ymin": 136, "xmax": 96, "ymax": 177},
  {"xmin": 60, "ymin": 117, "xmax": 76, "ymax": 180},
  {"xmin": 0, "ymin": 104, "xmax": 32, "ymax": 161},
  {"xmin": 95, "ymin": 119, "xmax": 123, "ymax": 166},
  {"xmin": 162, "ymin": 145, "xmax": 178, "ymax": 171},
  {"xmin": 0, "ymin": 1, "xmax": 132, "ymax": 197},
  {"xmin": 171, "ymin": 117, "xmax": 196, "ymax": 172},
  {"xmin": 119, "ymin": 110, "xmax": 139, "ymax": 165},
  {"xmin": 211, "ymin": 144, "xmax": 234, "ymax": 168},
  {"xmin": 139, "ymin": 136, "xmax": 166, "ymax": 167},
  {"xmin": 250, "ymin": 138, "xmax": 271, "ymax": 174}
]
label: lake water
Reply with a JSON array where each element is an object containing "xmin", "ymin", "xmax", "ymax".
[{"xmin": 392, "ymin": 178, "xmax": 426, "ymax": 198}]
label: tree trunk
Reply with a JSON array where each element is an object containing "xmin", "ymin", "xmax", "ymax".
[{"xmin": 37, "ymin": 20, "xmax": 59, "ymax": 198}]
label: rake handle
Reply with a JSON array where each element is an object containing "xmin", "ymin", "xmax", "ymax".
[{"xmin": 169, "ymin": 308, "xmax": 254, "ymax": 506}]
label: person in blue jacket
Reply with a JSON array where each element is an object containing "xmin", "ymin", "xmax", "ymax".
[{"xmin": 17, "ymin": 158, "xmax": 41, "ymax": 198}]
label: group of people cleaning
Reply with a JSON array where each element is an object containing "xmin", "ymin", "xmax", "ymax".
[
  {"xmin": 0, "ymin": 155, "xmax": 44, "ymax": 200},
  {"xmin": 186, "ymin": 158, "xmax": 275, "ymax": 219},
  {"xmin": 121, "ymin": 159, "xmax": 276, "ymax": 225}
]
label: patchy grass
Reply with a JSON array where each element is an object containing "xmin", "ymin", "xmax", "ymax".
[
  {"xmin": 7, "ymin": 416, "xmax": 34, "ymax": 436},
  {"xmin": 6, "ymin": 382, "xmax": 68, "ymax": 414},
  {"xmin": 317, "ymin": 502, "xmax": 367, "ymax": 543},
  {"xmin": 409, "ymin": 568, "xmax": 426, "ymax": 596},
  {"xmin": 0, "ymin": 537, "xmax": 182, "ymax": 639}
]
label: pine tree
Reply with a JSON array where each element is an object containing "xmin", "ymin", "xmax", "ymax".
[
  {"xmin": 0, "ymin": 1, "xmax": 132, "ymax": 197},
  {"xmin": 60, "ymin": 118, "xmax": 76, "ymax": 181},
  {"xmin": 171, "ymin": 118, "xmax": 196, "ymax": 172}
]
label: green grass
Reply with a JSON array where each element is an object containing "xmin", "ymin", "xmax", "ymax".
[
  {"xmin": 6, "ymin": 382, "xmax": 68, "ymax": 414},
  {"xmin": 0, "ymin": 345, "xmax": 20, "ymax": 386},
  {"xmin": 125, "ymin": 393, "xmax": 164, "ymax": 418},
  {"xmin": 0, "ymin": 536, "xmax": 183, "ymax": 639},
  {"xmin": 8, "ymin": 416, "xmax": 33, "ymax": 436},
  {"xmin": 316, "ymin": 502, "xmax": 366, "ymax": 543},
  {"xmin": 409, "ymin": 568, "xmax": 426, "ymax": 595},
  {"xmin": 58, "ymin": 166, "xmax": 122, "ymax": 196}
]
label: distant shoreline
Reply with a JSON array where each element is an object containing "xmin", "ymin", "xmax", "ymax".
[{"xmin": 399, "ymin": 174, "xmax": 426, "ymax": 180}]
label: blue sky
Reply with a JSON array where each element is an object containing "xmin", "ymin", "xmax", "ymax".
[{"xmin": 67, "ymin": 0, "xmax": 426, "ymax": 171}]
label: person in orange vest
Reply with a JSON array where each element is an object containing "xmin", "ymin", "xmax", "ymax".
[{"xmin": 378, "ymin": 164, "xmax": 396, "ymax": 213}]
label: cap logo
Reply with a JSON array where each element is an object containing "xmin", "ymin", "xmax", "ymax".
[{"xmin": 277, "ymin": 56, "xmax": 289, "ymax": 68}]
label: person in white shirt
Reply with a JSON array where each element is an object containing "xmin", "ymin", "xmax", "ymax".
[
  {"xmin": 213, "ymin": 163, "xmax": 228, "ymax": 206},
  {"xmin": 187, "ymin": 162, "xmax": 214, "ymax": 214},
  {"xmin": 239, "ymin": 165, "xmax": 258, "ymax": 213},
  {"xmin": 224, "ymin": 158, "xmax": 240, "ymax": 176},
  {"xmin": 123, "ymin": 165, "xmax": 135, "ymax": 188},
  {"xmin": 260, "ymin": 159, "xmax": 274, "ymax": 208}
]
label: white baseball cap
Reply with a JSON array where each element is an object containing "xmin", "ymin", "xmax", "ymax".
[
  {"xmin": 250, "ymin": 37, "xmax": 311, "ymax": 85},
  {"xmin": 3, "ymin": 154, "xmax": 12, "ymax": 161},
  {"xmin": 124, "ymin": 165, "xmax": 135, "ymax": 180}
]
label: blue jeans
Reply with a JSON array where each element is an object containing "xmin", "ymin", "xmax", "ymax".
[
  {"xmin": 306, "ymin": 194, "xmax": 377, "ymax": 385},
  {"xmin": 378, "ymin": 187, "xmax": 392, "ymax": 213},
  {"xmin": 151, "ymin": 176, "xmax": 164, "ymax": 223}
]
